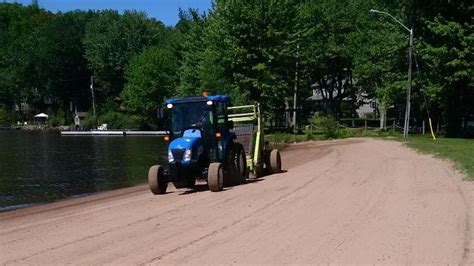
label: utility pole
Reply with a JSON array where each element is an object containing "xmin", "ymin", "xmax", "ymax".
[
  {"xmin": 90, "ymin": 76, "xmax": 96, "ymax": 116},
  {"xmin": 292, "ymin": 43, "xmax": 299, "ymax": 133},
  {"xmin": 403, "ymin": 29, "xmax": 414, "ymax": 140}
]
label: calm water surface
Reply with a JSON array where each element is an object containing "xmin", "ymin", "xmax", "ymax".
[{"xmin": 0, "ymin": 130, "xmax": 166, "ymax": 211}]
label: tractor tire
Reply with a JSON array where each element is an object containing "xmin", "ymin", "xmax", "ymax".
[
  {"xmin": 269, "ymin": 149, "xmax": 282, "ymax": 174},
  {"xmin": 208, "ymin": 162, "xmax": 224, "ymax": 192},
  {"xmin": 233, "ymin": 143, "xmax": 247, "ymax": 184},
  {"xmin": 148, "ymin": 165, "xmax": 167, "ymax": 195},
  {"xmin": 223, "ymin": 142, "xmax": 236, "ymax": 186}
]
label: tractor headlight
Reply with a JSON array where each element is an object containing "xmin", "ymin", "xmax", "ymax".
[
  {"xmin": 184, "ymin": 149, "xmax": 192, "ymax": 161},
  {"xmin": 168, "ymin": 150, "xmax": 174, "ymax": 162}
]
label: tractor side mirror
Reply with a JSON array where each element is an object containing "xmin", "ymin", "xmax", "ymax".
[
  {"xmin": 227, "ymin": 120, "xmax": 234, "ymax": 129},
  {"xmin": 157, "ymin": 108, "xmax": 164, "ymax": 119}
]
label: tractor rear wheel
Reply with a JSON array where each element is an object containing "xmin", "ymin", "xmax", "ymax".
[
  {"xmin": 208, "ymin": 162, "xmax": 224, "ymax": 192},
  {"xmin": 269, "ymin": 149, "xmax": 282, "ymax": 174},
  {"xmin": 233, "ymin": 143, "xmax": 247, "ymax": 184},
  {"xmin": 223, "ymin": 142, "xmax": 236, "ymax": 186},
  {"xmin": 148, "ymin": 165, "xmax": 167, "ymax": 195}
]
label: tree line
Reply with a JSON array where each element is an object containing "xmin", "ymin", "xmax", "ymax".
[{"xmin": 0, "ymin": 0, "xmax": 472, "ymax": 136}]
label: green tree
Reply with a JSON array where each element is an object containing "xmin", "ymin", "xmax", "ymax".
[
  {"xmin": 298, "ymin": 0, "xmax": 352, "ymax": 115},
  {"xmin": 348, "ymin": 1, "xmax": 409, "ymax": 128},
  {"xmin": 200, "ymin": 0, "xmax": 299, "ymax": 113},
  {"xmin": 84, "ymin": 10, "xmax": 168, "ymax": 104},
  {"xmin": 175, "ymin": 9, "xmax": 208, "ymax": 97},
  {"xmin": 0, "ymin": 3, "xmax": 52, "ymax": 115},
  {"xmin": 122, "ymin": 47, "xmax": 178, "ymax": 121},
  {"xmin": 31, "ymin": 11, "xmax": 95, "ymax": 119},
  {"xmin": 296, "ymin": 0, "xmax": 406, "ymax": 123},
  {"xmin": 418, "ymin": 18, "xmax": 473, "ymax": 137}
]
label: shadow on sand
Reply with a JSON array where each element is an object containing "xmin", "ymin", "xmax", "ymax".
[{"xmin": 177, "ymin": 169, "xmax": 287, "ymax": 195}]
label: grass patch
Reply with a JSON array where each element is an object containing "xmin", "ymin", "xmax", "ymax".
[
  {"xmin": 266, "ymin": 128, "xmax": 399, "ymax": 143},
  {"xmin": 335, "ymin": 128, "xmax": 399, "ymax": 138},
  {"xmin": 403, "ymin": 135, "xmax": 474, "ymax": 180},
  {"xmin": 266, "ymin": 132, "xmax": 308, "ymax": 143}
]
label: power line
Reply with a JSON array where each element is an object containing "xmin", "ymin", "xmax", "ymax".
[
  {"xmin": 412, "ymin": 47, "xmax": 437, "ymax": 140},
  {"xmin": 412, "ymin": 49, "xmax": 431, "ymax": 117}
]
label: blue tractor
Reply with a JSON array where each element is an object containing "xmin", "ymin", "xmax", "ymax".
[{"xmin": 148, "ymin": 95, "xmax": 282, "ymax": 194}]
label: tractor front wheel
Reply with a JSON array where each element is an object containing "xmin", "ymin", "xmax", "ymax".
[
  {"xmin": 148, "ymin": 165, "xmax": 167, "ymax": 195},
  {"xmin": 269, "ymin": 149, "xmax": 282, "ymax": 174},
  {"xmin": 208, "ymin": 162, "xmax": 224, "ymax": 192}
]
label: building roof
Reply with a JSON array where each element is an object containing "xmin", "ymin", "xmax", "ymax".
[
  {"xmin": 165, "ymin": 95, "xmax": 231, "ymax": 105},
  {"xmin": 76, "ymin": 112, "xmax": 88, "ymax": 118},
  {"xmin": 34, "ymin": 113, "xmax": 48, "ymax": 118}
]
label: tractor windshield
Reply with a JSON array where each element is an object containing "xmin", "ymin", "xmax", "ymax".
[{"xmin": 169, "ymin": 102, "xmax": 213, "ymax": 138}]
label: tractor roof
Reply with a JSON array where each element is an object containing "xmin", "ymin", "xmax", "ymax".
[{"xmin": 165, "ymin": 95, "xmax": 231, "ymax": 105}]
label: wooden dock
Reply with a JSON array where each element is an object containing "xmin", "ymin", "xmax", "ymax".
[{"xmin": 61, "ymin": 130, "xmax": 166, "ymax": 136}]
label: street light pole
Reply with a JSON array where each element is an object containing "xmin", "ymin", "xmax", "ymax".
[
  {"xmin": 90, "ymin": 76, "xmax": 96, "ymax": 117},
  {"xmin": 293, "ymin": 43, "xmax": 299, "ymax": 133},
  {"xmin": 370, "ymin": 9, "xmax": 413, "ymax": 141},
  {"xmin": 404, "ymin": 29, "xmax": 413, "ymax": 140}
]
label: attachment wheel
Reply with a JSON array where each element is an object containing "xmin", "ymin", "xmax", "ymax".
[{"xmin": 269, "ymin": 149, "xmax": 282, "ymax": 174}]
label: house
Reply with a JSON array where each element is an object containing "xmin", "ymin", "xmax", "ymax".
[{"xmin": 306, "ymin": 80, "xmax": 377, "ymax": 118}]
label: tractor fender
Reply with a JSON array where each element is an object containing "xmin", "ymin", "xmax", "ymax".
[{"xmin": 221, "ymin": 132, "xmax": 236, "ymax": 161}]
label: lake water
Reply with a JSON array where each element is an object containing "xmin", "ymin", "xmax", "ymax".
[{"xmin": 0, "ymin": 130, "xmax": 167, "ymax": 211}]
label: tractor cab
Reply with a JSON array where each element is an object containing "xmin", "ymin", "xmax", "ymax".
[{"xmin": 165, "ymin": 95, "xmax": 233, "ymax": 163}]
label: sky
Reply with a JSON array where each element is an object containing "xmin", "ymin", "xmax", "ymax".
[{"xmin": 5, "ymin": 0, "xmax": 213, "ymax": 26}]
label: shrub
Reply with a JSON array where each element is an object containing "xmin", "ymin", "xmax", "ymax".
[
  {"xmin": 304, "ymin": 126, "xmax": 314, "ymax": 140},
  {"xmin": 310, "ymin": 114, "xmax": 337, "ymax": 139},
  {"xmin": 336, "ymin": 128, "xmax": 355, "ymax": 138},
  {"xmin": 97, "ymin": 112, "xmax": 141, "ymax": 130},
  {"xmin": 0, "ymin": 107, "xmax": 9, "ymax": 126},
  {"xmin": 47, "ymin": 114, "xmax": 65, "ymax": 127},
  {"xmin": 82, "ymin": 114, "xmax": 98, "ymax": 130}
]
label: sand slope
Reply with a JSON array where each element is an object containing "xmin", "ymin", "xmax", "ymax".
[{"xmin": 0, "ymin": 138, "xmax": 471, "ymax": 264}]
